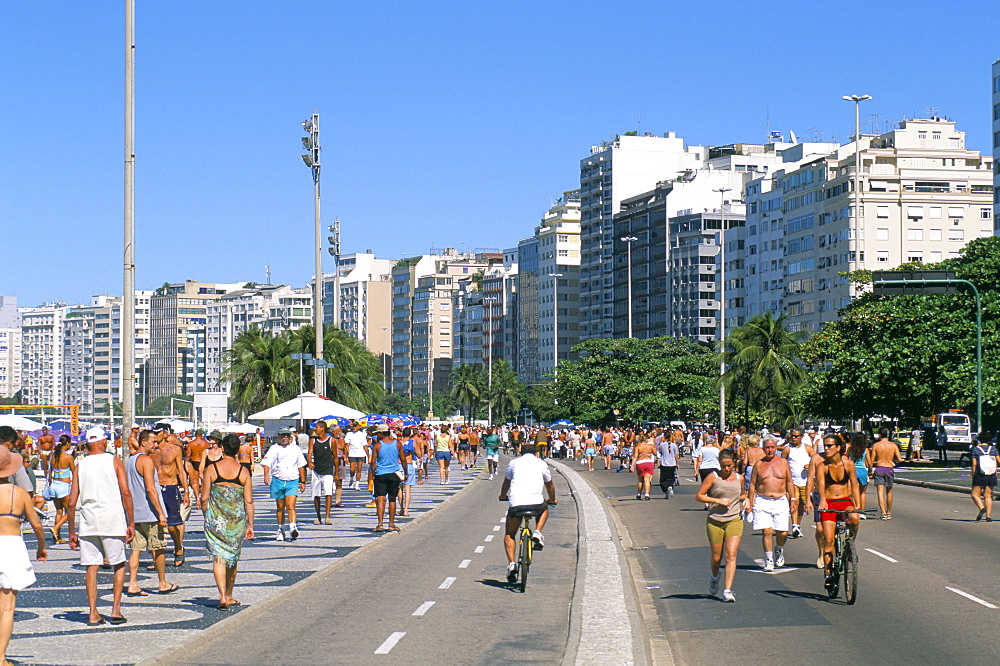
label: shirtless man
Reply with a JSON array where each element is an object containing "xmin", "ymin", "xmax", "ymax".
[
  {"xmin": 186, "ymin": 430, "xmax": 209, "ymax": 503},
  {"xmin": 747, "ymin": 437, "xmax": 795, "ymax": 571},
  {"xmin": 37, "ymin": 427, "xmax": 56, "ymax": 472},
  {"xmin": 632, "ymin": 437, "xmax": 658, "ymax": 500},
  {"xmin": 600, "ymin": 428, "xmax": 615, "ymax": 470},
  {"xmin": 128, "ymin": 425, "xmax": 141, "ymax": 455},
  {"xmin": 866, "ymin": 428, "xmax": 901, "ymax": 520},
  {"xmin": 152, "ymin": 424, "xmax": 189, "ymax": 566},
  {"xmin": 783, "ymin": 427, "xmax": 816, "ymax": 539},
  {"xmin": 814, "ymin": 434, "xmax": 860, "ymax": 585}
]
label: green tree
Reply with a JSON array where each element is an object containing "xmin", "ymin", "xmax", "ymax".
[
  {"xmin": 289, "ymin": 325, "xmax": 385, "ymax": 412},
  {"xmin": 486, "ymin": 360, "xmax": 522, "ymax": 424},
  {"xmin": 720, "ymin": 312, "xmax": 807, "ymax": 426},
  {"xmin": 143, "ymin": 394, "xmax": 195, "ymax": 418},
  {"xmin": 449, "ymin": 364, "xmax": 483, "ymax": 422},
  {"xmin": 220, "ymin": 327, "xmax": 297, "ymax": 418}
]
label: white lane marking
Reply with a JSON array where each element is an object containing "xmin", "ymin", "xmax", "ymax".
[
  {"xmin": 474, "ymin": 545, "xmax": 485, "ymax": 553},
  {"xmin": 492, "ymin": 525, "xmax": 501, "ymax": 531},
  {"xmin": 459, "ymin": 559, "xmax": 472, "ymax": 569},
  {"xmin": 484, "ymin": 535, "xmax": 495, "ymax": 542},
  {"xmin": 412, "ymin": 601, "xmax": 436, "ymax": 616},
  {"xmin": 439, "ymin": 576, "xmax": 457, "ymax": 589},
  {"xmin": 946, "ymin": 586, "xmax": 998, "ymax": 609},
  {"xmin": 865, "ymin": 548, "xmax": 898, "ymax": 563},
  {"xmin": 374, "ymin": 631, "xmax": 406, "ymax": 654}
]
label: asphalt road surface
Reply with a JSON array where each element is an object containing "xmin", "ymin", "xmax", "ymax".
[
  {"xmin": 579, "ymin": 458, "xmax": 1000, "ymax": 664},
  {"xmin": 179, "ymin": 463, "xmax": 579, "ymax": 664}
]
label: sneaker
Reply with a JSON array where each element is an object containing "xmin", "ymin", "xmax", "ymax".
[
  {"xmin": 668, "ymin": 486, "xmax": 674, "ymax": 498},
  {"xmin": 643, "ymin": 494, "xmax": 650, "ymax": 501},
  {"xmin": 789, "ymin": 524, "xmax": 802, "ymax": 539},
  {"xmin": 880, "ymin": 514, "xmax": 889, "ymax": 520},
  {"xmin": 858, "ymin": 513, "xmax": 867, "ymax": 520},
  {"xmin": 636, "ymin": 493, "xmax": 642, "ymax": 501},
  {"xmin": 275, "ymin": 531, "xmax": 285, "ymax": 541},
  {"xmin": 709, "ymin": 576, "xmax": 719, "ymax": 595},
  {"xmin": 987, "ymin": 517, "xmax": 994, "ymax": 523},
  {"xmin": 506, "ymin": 562, "xmax": 518, "ymax": 583},
  {"xmin": 886, "ymin": 513, "xmax": 892, "ymax": 520},
  {"xmin": 775, "ymin": 550, "xmax": 785, "ymax": 568},
  {"xmin": 532, "ymin": 530, "xmax": 545, "ymax": 551},
  {"xmin": 977, "ymin": 508, "xmax": 986, "ymax": 521},
  {"xmin": 290, "ymin": 527, "xmax": 299, "ymax": 541},
  {"xmin": 489, "ymin": 474, "xmax": 494, "ymax": 481},
  {"xmin": 440, "ymin": 480, "xmax": 446, "ymax": 485},
  {"xmin": 816, "ymin": 556, "xmax": 824, "ymax": 568},
  {"xmin": 722, "ymin": 589, "xmax": 736, "ymax": 602},
  {"xmin": 763, "ymin": 559, "xmax": 774, "ymax": 572}
]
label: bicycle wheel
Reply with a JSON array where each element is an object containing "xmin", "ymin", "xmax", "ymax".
[
  {"xmin": 518, "ymin": 529, "xmax": 531, "ymax": 593},
  {"xmin": 843, "ymin": 538, "xmax": 858, "ymax": 604}
]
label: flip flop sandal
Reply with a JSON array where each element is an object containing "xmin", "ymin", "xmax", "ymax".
[
  {"xmin": 87, "ymin": 617, "xmax": 106, "ymax": 627},
  {"xmin": 125, "ymin": 589, "xmax": 149, "ymax": 597},
  {"xmin": 108, "ymin": 616, "xmax": 128, "ymax": 625},
  {"xmin": 173, "ymin": 550, "xmax": 185, "ymax": 566},
  {"xmin": 155, "ymin": 584, "xmax": 180, "ymax": 594}
]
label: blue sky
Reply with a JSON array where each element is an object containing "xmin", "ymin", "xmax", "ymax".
[{"xmin": 1, "ymin": 1, "xmax": 997, "ymax": 307}]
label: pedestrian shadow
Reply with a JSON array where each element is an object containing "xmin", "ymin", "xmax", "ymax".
[
  {"xmin": 941, "ymin": 518, "xmax": 979, "ymax": 522},
  {"xmin": 662, "ymin": 593, "xmax": 721, "ymax": 602},
  {"xmin": 767, "ymin": 589, "xmax": 842, "ymax": 603},
  {"xmin": 187, "ymin": 595, "xmax": 234, "ymax": 610},
  {"xmin": 53, "ymin": 609, "xmax": 96, "ymax": 625}
]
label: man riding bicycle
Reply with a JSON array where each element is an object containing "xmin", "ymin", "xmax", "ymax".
[{"xmin": 499, "ymin": 443, "xmax": 557, "ymax": 582}]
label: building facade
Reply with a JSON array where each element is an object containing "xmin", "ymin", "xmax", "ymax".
[
  {"xmin": 0, "ymin": 297, "xmax": 21, "ymax": 398},
  {"xmin": 19, "ymin": 304, "xmax": 71, "ymax": 406},
  {"xmin": 537, "ymin": 193, "xmax": 581, "ymax": 376},
  {"xmin": 993, "ymin": 59, "xmax": 1000, "ymax": 221}
]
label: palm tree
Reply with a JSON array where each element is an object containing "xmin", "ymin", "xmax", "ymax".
[
  {"xmin": 488, "ymin": 360, "xmax": 522, "ymax": 424},
  {"xmin": 720, "ymin": 312, "xmax": 808, "ymax": 426},
  {"xmin": 290, "ymin": 325, "xmax": 385, "ymax": 412},
  {"xmin": 449, "ymin": 364, "xmax": 482, "ymax": 422},
  {"xmin": 219, "ymin": 327, "xmax": 297, "ymax": 418}
]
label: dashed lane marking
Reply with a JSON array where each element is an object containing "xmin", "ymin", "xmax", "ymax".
[
  {"xmin": 374, "ymin": 632, "xmax": 406, "ymax": 654},
  {"xmin": 412, "ymin": 601, "xmax": 436, "ymax": 617},
  {"xmin": 492, "ymin": 525, "xmax": 501, "ymax": 531},
  {"xmin": 484, "ymin": 535, "xmax": 495, "ymax": 542},
  {"xmin": 946, "ymin": 586, "xmax": 998, "ymax": 609},
  {"xmin": 459, "ymin": 559, "xmax": 471, "ymax": 569},
  {"xmin": 474, "ymin": 546, "xmax": 485, "ymax": 553},
  {"xmin": 865, "ymin": 548, "xmax": 898, "ymax": 563},
  {"xmin": 439, "ymin": 576, "xmax": 457, "ymax": 589}
]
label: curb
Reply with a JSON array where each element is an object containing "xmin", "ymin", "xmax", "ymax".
[
  {"xmin": 895, "ymin": 477, "xmax": 1000, "ymax": 499},
  {"xmin": 138, "ymin": 475, "xmax": 477, "ymax": 666}
]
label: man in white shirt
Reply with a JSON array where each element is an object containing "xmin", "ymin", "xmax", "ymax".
[
  {"xmin": 262, "ymin": 428, "xmax": 307, "ymax": 541},
  {"xmin": 498, "ymin": 444, "xmax": 557, "ymax": 582},
  {"xmin": 344, "ymin": 423, "xmax": 369, "ymax": 491}
]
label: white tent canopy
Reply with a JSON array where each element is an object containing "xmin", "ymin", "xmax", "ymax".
[
  {"xmin": 154, "ymin": 419, "xmax": 195, "ymax": 432},
  {"xmin": 0, "ymin": 414, "xmax": 45, "ymax": 431},
  {"xmin": 219, "ymin": 422, "xmax": 260, "ymax": 433},
  {"xmin": 248, "ymin": 392, "xmax": 365, "ymax": 421}
]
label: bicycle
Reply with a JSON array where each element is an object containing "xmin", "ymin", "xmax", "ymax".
[
  {"xmin": 503, "ymin": 501, "xmax": 556, "ymax": 593},
  {"xmin": 824, "ymin": 509, "xmax": 860, "ymax": 604}
]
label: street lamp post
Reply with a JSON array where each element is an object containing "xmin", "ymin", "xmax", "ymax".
[
  {"xmin": 842, "ymin": 94, "xmax": 872, "ymax": 273},
  {"xmin": 620, "ymin": 236, "xmax": 637, "ymax": 337},
  {"xmin": 121, "ymin": 0, "xmax": 136, "ymax": 459},
  {"xmin": 713, "ymin": 187, "xmax": 732, "ymax": 432},
  {"xmin": 301, "ymin": 113, "xmax": 324, "ymax": 395},
  {"xmin": 290, "ymin": 353, "xmax": 311, "ymax": 395},
  {"xmin": 547, "ymin": 273, "xmax": 563, "ymax": 378}
]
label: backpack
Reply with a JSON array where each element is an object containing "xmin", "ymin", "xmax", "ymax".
[{"xmin": 978, "ymin": 446, "xmax": 997, "ymax": 475}]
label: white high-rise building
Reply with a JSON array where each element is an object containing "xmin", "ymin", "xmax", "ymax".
[
  {"xmin": 993, "ymin": 59, "xmax": 1000, "ymax": 224},
  {"xmin": 20, "ymin": 303, "xmax": 72, "ymax": 406},
  {"xmin": 0, "ymin": 297, "xmax": 21, "ymax": 398},
  {"xmin": 578, "ymin": 132, "xmax": 704, "ymax": 340},
  {"xmin": 322, "ymin": 252, "xmax": 395, "ymax": 360},
  {"xmin": 537, "ymin": 192, "xmax": 581, "ymax": 376}
]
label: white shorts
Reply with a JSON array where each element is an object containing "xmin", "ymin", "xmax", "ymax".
[
  {"xmin": 0, "ymin": 535, "xmax": 36, "ymax": 591},
  {"xmin": 487, "ymin": 454, "xmax": 499, "ymax": 462},
  {"xmin": 79, "ymin": 535, "xmax": 127, "ymax": 567},
  {"xmin": 311, "ymin": 472, "xmax": 335, "ymax": 496},
  {"xmin": 752, "ymin": 495, "xmax": 791, "ymax": 532}
]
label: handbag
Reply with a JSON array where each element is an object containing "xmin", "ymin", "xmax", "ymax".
[
  {"xmin": 394, "ymin": 469, "xmax": 406, "ymax": 481},
  {"xmin": 41, "ymin": 482, "xmax": 53, "ymax": 501}
]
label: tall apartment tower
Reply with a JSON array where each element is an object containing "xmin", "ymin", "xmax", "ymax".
[
  {"xmin": 149, "ymin": 281, "xmax": 242, "ymax": 400},
  {"xmin": 482, "ymin": 251, "xmax": 519, "ymax": 378},
  {"xmin": 578, "ymin": 133, "xmax": 704, "ymax": 340},
  {"xmin": 322, "ymin": 252, "xmax": 395, "ymax": 361},
  {"xmin": 515, "ymin": 236, "xmax": 540, "ymax": 384},
  {"xmin": 0, "ymin": 297, "xmax": 21, "ymax": 398},
  {"xmin": 20, "ymin": 303, "xmax": 71, "ymax": 406},
  {"xmin": 748, "ymin": 118, "xmax": 994, "ymax": 334},
  {"xmin": 390, "ymin": 249, "xmax": 497, "ymax": 399},
  {"xmin": 537, "ymin": 192, "xmax": 582, "ymax": 377},
  {"xmin": 993, "ymin": 59, "xmax": 1000, "ymax": 222}
]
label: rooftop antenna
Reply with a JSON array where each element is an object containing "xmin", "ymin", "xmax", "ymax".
[
  {"xmin": 265, "ymin": 264, "xmax": 272, "ymax": 285},
  {"xmin": 637, "ymin": 104, "xmax": 641, "ymax": 135},
  {"xmin": 924, "ymin": 106, "xmax": 941, "ymax": 120}
]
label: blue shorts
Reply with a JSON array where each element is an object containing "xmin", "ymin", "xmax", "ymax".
[
  {"xmin": 159, "ymin": 485, "xmax": 184, "ymax": 526},
  {"xmin": 436, "ymin": 451, "xmax": 452, "ymax": 461},
  {"xmin": 269, "ymin": 478, "xmax": 300, "ymax": 499}
]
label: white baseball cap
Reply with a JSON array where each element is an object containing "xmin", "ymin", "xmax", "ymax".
[{"xmin": 86, "ymin": 427, "xmax": 108, "ymax": 443}]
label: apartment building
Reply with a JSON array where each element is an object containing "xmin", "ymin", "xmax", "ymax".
[
  {"xmin": 322, "ymin": 252, "xmax": 394, "ymax": 361},
  {"xmin": 537, "ymin": 193, "xmax": 581, "ymax": 376},
  {"xmin": 516, "ymin": 236, "xmax": 540, "ymax": 384},
  {"xmin": 150, "ymin": 281, "xmax": 242, "ymax": 400},
  {"xmin": 19, "ymin": 303, "xmax": 71, "ymax": 406},
  {"xmin": 993, "ymin": 59, "xmax": 1000, "ymax": 218},
  {"xmin": 578, "ymin": 132, "xmax": 705, "ymax": 340},
  {"xmin": 390, "ymin": 249, "xmax": 498, "ymax": 397},
  {"xmin": 0, "ymin": 297, "xmax": 21, "ymax": 398},
  {"xmin": 745, "ymin": 118, "xmax": 994, "ymax": 333},
  {"xmin": 482, "ymin": 250, "xmax": 519, "ymax": 377}
]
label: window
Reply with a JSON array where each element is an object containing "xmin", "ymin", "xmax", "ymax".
[
  {"xmin": 907, "ymin": 205, "xmax": 924, "ymax": 218},
  {"xmin": 930, "ymin": 207, "xmax": 942, "ymax": 219},
  {"xmin": 907, "ymin": 254, "xmax": 923, "ymax": 263},
  {"xmin": 877, "ymin": 251, "xmax": 890, "ymax": 262},
  {"xmin": 948, "ymin": 229, "xmax": 964, "ymax": 242},
  {"xmin": 877, "ymin": 205, "xmax": 889, "ymax": 218},
  {"xmin": 907, "ymin": 228, "xmax": 923, "ymax": 241},
  {"xmin": 981, "ymin": 208, "xmax": 993, "ymax": 220},
  {"xmin": 930, "ymin": 228, "xmax": 943, "ymax": 241},
  {"xmin": 948, "ymin": 207, "xmax": 964, "ymax": 218},
  {"xmin": 876, "ymin": 228, "xmax": 890, "ymax": 241},
  {"xmin": 929, "ymin": 251, "xmax": 943, "ymax": 262}
]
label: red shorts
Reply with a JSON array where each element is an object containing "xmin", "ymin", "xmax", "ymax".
[
  {"xmin": 819, "ymin": 497, "xmax": 853, "ymax": 523},
  {"xmin": 635, "ymin": 461, "xmax": 655, "ymax": 476}
]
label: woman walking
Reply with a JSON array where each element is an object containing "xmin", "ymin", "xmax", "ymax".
[
  {"xmin": 848, "ymin": 432, "xmax": 870, "ymax": 519},
  {"xmin": 435, "ymin": 425, "xmax": 456, "ymax": 484},
  {"xmin": 48, "ymin": 435, "xmax": 76, "ymax": 543},
  {"xmin": 1, "ymin": 444, "xmax": 47, "ymax": 663},
  {"xmin": 200, "ymin": 435, "xmax": 254, "ymax": 610},
  {"xmin": 694, "ymin": 450, "xmax": 743, "ymax": 602}
]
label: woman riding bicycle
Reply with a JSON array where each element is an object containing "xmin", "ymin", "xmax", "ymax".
[{"xmin": 811, "ymin": 434, "xmax": 861, "ymax": 584}]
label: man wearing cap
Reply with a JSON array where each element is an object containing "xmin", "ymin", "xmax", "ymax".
[
  {"xmin": 152, "ymin": 424, "xmax": 189, "ymax": 567},
  {"xmin": 67, "ymin": 427, "xmax": 135, "ymax": 626},
  {"xmin": 369, "ymin": 425, "xmax": 407, "ymax": 532},
  {"xmin": 262, "ymin": 428, "xmax": 308, "ymax": 541}
]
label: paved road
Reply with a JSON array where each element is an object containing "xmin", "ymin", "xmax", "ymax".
[
  {"xmin": 164, "ymin": 462, "xmax": 580, "ymax": 664},
  {"xmin": 576, "ymin": 458, "xmax": 1000, "ymax": 664}
]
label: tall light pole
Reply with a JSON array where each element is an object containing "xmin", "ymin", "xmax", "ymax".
[
  {"xmin": 121, "ymin": 0, "xmax": 136, "ymax": 458},
  {"xmin": 547, "ymin": 273, "xmax": 562, "ymax": 378},
  {"xmin": 301, "ymin": 113, "xmax": 324, "ymax": 394},
  {"xmin": 713, "ymin": 187, "xmax": 732, "ymax": 432},
  {"xmin": 843, "ymin": 94, "xmax": 872, "ymax": 272},
  {"xmin": 620, "ymin": 236, "xmax": 637, "ymax": 337}
]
